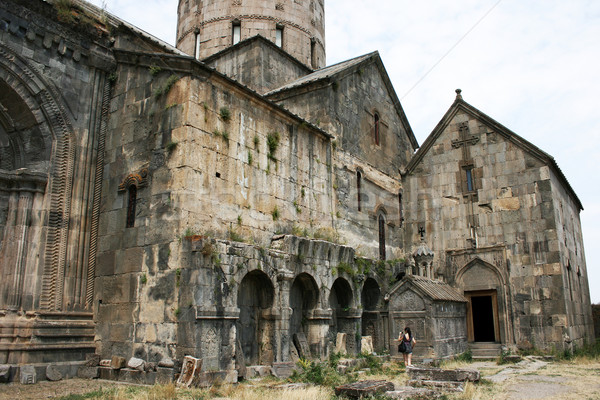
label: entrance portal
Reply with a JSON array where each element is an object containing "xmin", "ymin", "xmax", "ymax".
[{"xmin": 466, "ymin": 290, "xmax": 499, "ymax": 342}]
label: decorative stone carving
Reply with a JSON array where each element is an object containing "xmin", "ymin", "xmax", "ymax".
[{"xmin": 118, "ymin": 167, "xmax": 148, "ymax": 192}]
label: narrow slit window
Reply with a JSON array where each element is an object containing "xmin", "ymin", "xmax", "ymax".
[
  {"xmin": 232, "ymin": 22, "xmax": 241, "ymax": 45},
  {"xmin": 466, "ymin": 167, "xmax": 474, "ymax": 192},
  {"xmin": 126, "ymin": 185, "xmax": 137, "ymax": 228},
  {"xmin": 311, "ymin": 38, "xmax": 317, "ymax": 69},
  {"xmin": 194, "ymin": 30, "xmax": 201, "ymax": 60},
  {"xmin": 378, "ymin": 214, "xmax": 386, "ymax": 260},
  {"xmin": 275, "ymin": 26, "xmax": 283, "ymax": 47},
  {"xmin": 398, "ymin": 192, "xmax": 403, "ymax": 226},
  {"xmin": 357, "ymin": 171, "xmax": 362, "ymax": 211},
  {"xmin": 374, "ymin": 113, "xmax": 380, "ymax": 145}
]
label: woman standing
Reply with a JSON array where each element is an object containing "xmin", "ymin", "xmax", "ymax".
[{"xmin": 398, "ymin": 326, "xmax": 416, "ymax": 366}]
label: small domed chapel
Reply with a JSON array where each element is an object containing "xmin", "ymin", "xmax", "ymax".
[{"xmin": 0, "ymin": 0, "xmax": 593, "ymax": 382}]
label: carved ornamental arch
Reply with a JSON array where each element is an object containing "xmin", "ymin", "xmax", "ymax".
[{"xmin": 0, "ymin": 43, "xmax": 76, "ymax": 311}]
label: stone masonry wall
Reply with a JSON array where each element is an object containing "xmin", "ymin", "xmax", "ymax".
[
  {"xmin": 403, "ymin": 108, "xmax": 582, "ymax": 349},
  {"xmin": 549, "ymin": 168, "xmax": 593, "ymax": 345}
]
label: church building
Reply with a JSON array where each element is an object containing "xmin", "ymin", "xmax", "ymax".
[{"xmin": 0, "ymin": 0, "xmax": 593, "ymax": 382}]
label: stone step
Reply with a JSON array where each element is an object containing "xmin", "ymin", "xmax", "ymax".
[{"xmin": 469, "ymin": 342, "xmax": 501, "ymax": 359}]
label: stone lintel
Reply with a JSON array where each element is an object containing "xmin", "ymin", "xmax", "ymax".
[{"xmin": 195, "ymin": 307, "xmax": 240, "ymax": 320}]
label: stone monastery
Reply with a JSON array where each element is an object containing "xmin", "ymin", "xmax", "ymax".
[{"xmin": 0, "ymin": 0, "xmax": 594, "ymax": 383}]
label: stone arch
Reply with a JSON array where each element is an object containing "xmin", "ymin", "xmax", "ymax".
[
  {"xmin": 361, "ymin": 277, "xmax": 382, "ymax": 350},
  {"xmin": 329, "ymin": 277, "xmax": 353, "ymax": 337},
  {"xmin": 456, "ymin": 257, "xmax": 506, "ymax": 290},
  {"xmin": 237, "ymin": 270, "xmax": 275, "ymax": 365},
  {"xmin": 456, "ymin": 258, "xmax": 509, "ymax": 344},
  {"xmin": 290, "ymin": 272, "xmax": 319, "ymax": 337},
  {"xmin": 0, "ymin": 44, "xmax": 76, "ymax": 311}
]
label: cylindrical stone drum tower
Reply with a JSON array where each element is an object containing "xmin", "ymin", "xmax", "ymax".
[{"xmin": 176, "ymin": 0, "xmax": 325, "ymax": 70}]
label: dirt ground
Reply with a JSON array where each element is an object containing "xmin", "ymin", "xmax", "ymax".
[{"xmin": 0, "ymin": 357, "xmax": 599, "ymax": 399}]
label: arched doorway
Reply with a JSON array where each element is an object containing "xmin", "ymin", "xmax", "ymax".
[
  {"xmin": 237, "ymin": 270, "xmax": 275, "ymax": 365},
  {"xmin": 457, "ymin": 259, "xmax": 506, "ymax": 344},
  {"xmin": 290, "ymin": 273, "xmax": 319, "ymax": 356},
  {"xmin": 361, "ymin": 278, "xmax": 381, "ymax": 350},
  {"xmin": 329, "ymin": 277, "xmax": 352, "ymax": 336}
]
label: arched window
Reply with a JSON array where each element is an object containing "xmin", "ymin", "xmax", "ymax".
[
  {"xmin": 126, "ymin": 185, "xmax": 137, "ymax": 228},
  {"xmin": 357, "ymin": 171, "xmax": 362, "ymax": 211},
  {"xmin": 378, "ymin": 213, "xmax": 386, "ymax": 260},
  {"xmin": 275, "ymin": 25, "xmax": 284, "ymax": 47},
  {"xmin": 194, "ymin": 28, "xmax": 201, "ymax": 60},
  {"xmin": 232, "ymin": 21, "xmax": 241, "ymax": 45},
  {"xmin": 374, "ymin": 113, "xmax": 380, "ymax": 145}
]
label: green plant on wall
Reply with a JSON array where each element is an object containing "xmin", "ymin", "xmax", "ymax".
[
  {"xmin": 149, "ymin": 65, "xmax": 162, "ymax": 76},
  {"xmin": 219, "ymin": 106, "xmax": 231, "ymax": 121},
  {"xmin": 266, "ymin": 132, "xmax": 280, "ymax": 161},
  {"xmin": 154, "ymin": 74, "xmax": 179, "ymax": 98},
  {"xmin": 166, "ymin": 141, "xmax": 178, "ymax": 153},
  {"xmin": 271, "ymin": 206, "xmax": 280, "ymax": 221}
]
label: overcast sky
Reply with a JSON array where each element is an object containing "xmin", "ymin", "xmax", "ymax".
[{"xmin": 89, "ymin": 0, "xmax": 600, "ymax": 303}]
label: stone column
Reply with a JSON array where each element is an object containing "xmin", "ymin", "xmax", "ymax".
[
  {"xmin": 275, "ymin": 269, "xmax": 294, "ymax": 362},
  {"xmin": 4, "ymin": 191, "xmax": 33, "ymax": 309}
]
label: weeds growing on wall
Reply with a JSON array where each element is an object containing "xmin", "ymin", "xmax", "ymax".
[
  {"xmin": 219, "ymin": 107, "xmax": 231, "ymax": 121},
  {"xmin": 267, "ymin": 132, "xmax": 280, "ymax": 160},
  {"xmin": 154, "ymin": 75, "xmax": 179, "ymax": 98}
]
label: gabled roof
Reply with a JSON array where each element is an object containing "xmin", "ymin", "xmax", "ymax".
[
  {"xmin": 266, "ymin": 52, "xmax": 419, "ymax": 150},
  {"xmin": 388, "ymin": 275, "xmax": 467, "ymax": 303},
  {"xmin": 405, "ymin": 91, "xmax": 583, "ymax": 210},
  {"xmin": 202, "ymin": 35, "xmax": 312, "ymax": 74}
]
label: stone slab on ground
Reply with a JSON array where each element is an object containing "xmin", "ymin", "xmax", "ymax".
[
  {"xmin": 271, "ymin": 362, "xmax": 295, "ymax": 378},
  {"xmin": 46, "ymin": 365, "xmax": 62, "ymax": 381},
  {"xmin": 408, "ymin": 379, "xmax": 464, "ymax": 392},
  {"xmin": 385, "ymin": 387, "xmax": 444, "ymax": 399},
  {"xmin": 407, "ymin": 365, "xmax": 479, "ymax": 382},
  {"xmin": 335, "ymin": 380, "xmax": 395, "ymax": 399}
]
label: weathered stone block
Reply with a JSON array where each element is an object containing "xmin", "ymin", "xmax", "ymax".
[
  {"xmin": 271, "ymin": 362, "xmax": 295, "ymax": 378},
  {"xmin": 194, "ymin": 370, "xmax": 237, "ymax": 387},
  {"xmin": 335, "ymin": 380, "xmax": 395, "ymax": 399},
  {"xmin": 245, "ymin": 365, "xmax": 272, "ymax": 378},
  {"xmin": 19, "ymin": 365, "xmax": 36, "ymax": 384},
  {"xmin": 156, "ymin": 367, "xmax": 175, "ymax": 384},
  {"xmin": 85, "ymin": 353, "xmax": 101, "ymax": 367},
  {"xmin": 407, "ymin": 366, "xmax": 479, "ymax": 382},
  {"xmin": 127, "ymin": 357, "xmax": 145, "ymax": 371},
  {"xmin": 0, "ymin": 365, "xmax": 11, "ymax": 383},
  {"xmin": 46, "ymin": 365, "xmax": 63, "ymax": 381},
  {"xmin": 335, "ymin": 332, "xmax": 347, "ymax": 354},
  {"xmin": 77, "ymin": 366, "xmax": 99, "ymax": 379},
  {"xmin": 119, "ymin": 368, "xmax": 145, "ymax": 384},
  {"xmin": 361, "ymin": 336, "xmax": 374, "ymax": 354},
  {"xmin": 176, "ymin": 356, "xmax": 202, "ymax": 387},
  {"xmin": 111, "ymin": 356, "xmax": 127, "ymax": 369}
]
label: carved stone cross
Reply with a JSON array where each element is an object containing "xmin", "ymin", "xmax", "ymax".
[
  {"xmin": 418, "ymin": 226, "xmax": 425, "ymax": 240},
  {"xmin": 451, "ymin": 122, "xmax": 479, "ymax": 160}
]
